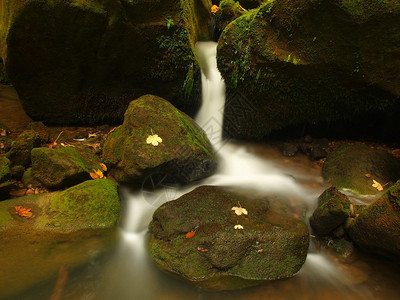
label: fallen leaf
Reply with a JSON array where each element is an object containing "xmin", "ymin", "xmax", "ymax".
[
  {"xmin": 0, "ymin": 142, "xmax": 4, "ymax": 149},
  {"xmin": 186, "ymin": 231, "xmax": 196, "ymax": 239},
  {"xmin": 231, "ymin": 202, "xmax": 248, "ymax": 216},
  {"xmin": 90, "ymin": 169, "xmax": 104, "ymax": 180},
  {"xmin": 197, "ymin": 247, "xmax": 208, "ymax": 252},
  {"xmin": 372, "ymin": 179, "xmax": 383, "ymax": 191},
  {"xmin": 211, "ymin": 5, "xmax": 219, "ymax": 13},
  {"xmin": 99, "ymin": 163, "xmax": 107, "ymax": 172},
  {"xmin": 88, "ymin": 132, "xmax": 100, "ymax": 138},
  {"xmin": 365, "ymin": 173, "xmax": 371, "ymax": 178},
  {"xmin": 234, "ymin": 224, "xmax": 244, "ymax": 230},
  {"xmin": 146, "ymin": 134, "xmax": 162, "ymax": 146},
  {"xmin": 0, "ymin": 129, "xmax": 6, "ymax": 136},
  {"xmin": 13, "ymin": 206, "xmax": 34, "ymax": 218},
  {"xmin": 106, "ymin": 127, "xmax": 117, "ymax": 136},
  {"xmin": 48, "ymin": 131, "xmax": 63, "ymax": 148},
  {"xmin": 257, "ymin": 249, "xmax": 263, "ymax": 253}
]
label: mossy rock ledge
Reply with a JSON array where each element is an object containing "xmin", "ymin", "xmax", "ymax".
[
  {"xmin": 0, "ymin": 179, "xmax": 121, "ymax": 231},
  {"xmin": 102, "ymin": 95, "xmax": 216, "ymax": 184},
  {"xmin": 322, "ymin": 142, "xmax": 400, "ymax": 195},
  {"xmin": 346, "ymin": 180, "xmax": 400, "ymax": 261},
  {"xmin": 148, "ymin": 186, "xmax": 309, "ymax": 291},
  {"xmin": 0, "ymin": 0, "xmax": 211, "ymax": 124},
  {"xmin": 216, "ymin": 0, "xmax": 400, "ymax": 139}
]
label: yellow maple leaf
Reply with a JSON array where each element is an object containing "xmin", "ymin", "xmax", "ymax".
[
  {"xmin": 372, "ymin": 179, "xmax": 383, "ymax": 191},
  {"xmin": 232, "ymin": 206, "xmax": 248, "ymax": 216},
  {"xmin": 14, "ymin": 206, "xmax": 34, "ymax": 218},
  {"xmin": 99, "ymin": 163, "xmax": 107, "ymax": 172},
  {"xmin": 146, "ymin": 134, "xmax": 162, "ymax": 146},
  {"xmin": 234, "ymin": 224, "xmax": 244, "ymax": 230},
  {"xmin": 90, "ymin": 169, "xmax": 104, "ymax": 180}
]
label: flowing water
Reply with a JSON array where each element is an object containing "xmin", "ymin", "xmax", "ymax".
[{"xmin": 5, "ymin": 43, "xmax": 400, "ymax": 300}]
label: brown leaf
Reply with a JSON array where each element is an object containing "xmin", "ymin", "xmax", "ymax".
[
  {"xmin": 197, "ymin": 247, "xmax": 208, "ymax": 252},
  {"xmin": 186, "ymin": 231, "xmax": 196, "ymax": 239},
  {"xmin": 0, "ymin": 129, "xmax": 6, "ymax": 137},
  {"xmin": 13, "ymin": 206, "xmax": 34, "ymax": 218}
]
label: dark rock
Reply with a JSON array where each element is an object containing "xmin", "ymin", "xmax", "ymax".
[
  {"xmin": 322, "ymin": 142, "xmax": 400, "ymax": 195},
  {"xmin": 26, "ymin": 122, "xmax": 49, "ymax": 144},
  {"xmin": 329, "ymin": 238, "xmax": 355, "ymax": 260},
  {"xmin": 0, "ymin": 157, "xmax": 11, "ymax": 184},
  {"xmin": 331, "ymin": 225, "xmax": 345, "ymax": 239},
  {"xmin": 6, "ymin": 130, "xmax": 41, "ymax": 167},
  {"xmin": 102, "ymin": 95, "xmax": 216, "ymax": 185},
  {"xmin": 282, "ymin": 142, "xmax": 299, "ymax": 157},
  {"xmin": 310, "ymin": 187, "xmax": 351, "ymax": 236},
  {"xmin": 21, "ymin": 168, "xmax": 41, "ymax": 188},
  {"xmin": 31, "ymin": 146, "xmax": 102, "ymax": 190},
  {"xmin": 0, "ymin": 0, "xmax": 210, "ymax": 124},
  {"xmin": 149, "ymin": 186, "xmax": 309, "ymax": 291},
  {"xmin": 10, "ymin": 165, "xmax": 24, "ymax": 181},
  {"xmin": 309, "ymin": 146, "xmax": 327, "ymax": 161},
  {"xmin": 214, "ymin": 0, "xmax": 245, "ymax": 35},
  {"xmin": 346, "ymin": 180, "xmax": 400, "ymax": 261}
]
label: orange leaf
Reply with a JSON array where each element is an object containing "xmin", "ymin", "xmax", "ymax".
[
  {"xmin": 186, "ymin": 231, "xmax": 196, "ymax": 239},
  {"xmin": 197, "ymin": 247, "xmax": 208, "ymax": 252},
  {"xmin": 99, "ymin": 163, "xmax": 107, "ymax": 172},
  {"xmin": 14, "ymin": 206, "xmax": 34, "ymax": 218},
  {"xmin": 90, "ymin": 169, "xmax": 104, "ymax": 180},
  {"xmin": 106, "ymin": 127, "xmax": 117, "ymax": 136}
]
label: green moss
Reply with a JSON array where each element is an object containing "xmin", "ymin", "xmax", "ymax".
[{"xmin": 0, "ymin": 157, "xmax": 11, "ymax": 183}]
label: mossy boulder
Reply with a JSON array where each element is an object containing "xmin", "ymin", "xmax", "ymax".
[
  {"xmin": 26, "ymin": 121, "xmax": 49, "ymax": 143},
  {"xmin": 102, "ymin": 95, "xmax": 216, "ymax": 184},
  {"xmin": 149, "ymin": 186, "xmax": 309, "ymax": 291},
  {"xmin": 322, "ymin": 142, "xmax": 400, "ymax": 195},
  {"xmin": 216, "ymin": 0, "xmax": 400, "ymax": 139},
  {"xmin": 0, "ymin": 156, "xmax": 11, "ymax": 183},
  {"xmin": 0, "ymin": 178, "xmax": 121, "ymax": 231},
  {"xmin": 6, "ymin": 130, "xmax": 41, "ymax": 167},
  {"xmin": 31, "ymin": 146, "xmax": 102, "ymax": 190},
  {"xmin": 346, "ymin": 180, "xmax": 400, "ymax": 261},
  {"xmin": 309, "ymin": 187, "xmax": 351, "ymax": 236},
  {"xmin": 214, "ymin": 0, "xmax": 245, "ymax": 36},
  {"xmin": 0, "ymin": 0, "xmax": 211, "ymax": 124}
]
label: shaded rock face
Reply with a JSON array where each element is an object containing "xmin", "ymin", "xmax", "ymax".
[
  {"xmin": 217, "ymin": 0, "xmax": 400, "ymax": 139},
  {"xmin": 31, "ymin": 146, "xmax": 102, "ymax": 190},
  {"xmin": 347, "ymin": 180, "xmax": 400, "ymax": 261},
  {"xmin": 0, "ymin": 157, "xmax": 11, "ymax": 183},
  {"xmin": 322, "ymin": 142, "xmax": 400, "ymax": 195},
  {"xmin": 0, "ymin": 0, "xmax": 211, "ymax": 124},
  {"xmin": 149, "ymin": 186, "xmax": 309, "ymax": 291},
  {"xmin": 102, "ymin": 95, "xmax": 216, "ymax": 184},
  {"xmin": 6, "ymin": 130, "xmax": 41, "ymax": 167},
  {"xmin": 310, "ymin": 186, "xmax": 350, "ymax": 236},
  {"xmin": 0, "ymin": 179, "xmax": 121, "ymax": 231}
]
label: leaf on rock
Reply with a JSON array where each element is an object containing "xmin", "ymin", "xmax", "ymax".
[
  {"xmin": 99, "ymin": 163, "xmax": 107, "ymax": 172},
  {"xmin": 197, "ymin": 247, "xmax": 208, "ymax": 252},
  {"xmin": 234, "ymin": 224, "xmax": 244, "ymax": 230},
  {"xmin": 211, "ymin": 5, "xmax": 219, "ymax": 13},
  {"xmin": 90, "ymin": 169, "xmax": 104, "ymax": 180},
  {"xmin": 186, "ymin": 231, "xmax": 196, "ymax": 239},
  {"xmin": 146, "ymin": 134, "xmax": 162, "ymax": 146},
  {"xmin": 0, "ymin": 129, "xmax": 6, "ymax": 136},
  {"xmin": 14, "ymin": 206, "xmax": 34, "ymax": 218},
  {"xmin": 372, "ymin": 179, "xmax": 383, "ymax": 191},
  {"xmin": 231, "ymin": 202, "xmax": 248, "ymax": 216}
]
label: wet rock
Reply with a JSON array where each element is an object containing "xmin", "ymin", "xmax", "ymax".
[
  {"xmin": 282, "ymin": 142, "xmax": 299, "ymax": 157},
  {"xmin": 102, "ymin": 95, "xmax": 216, "ymax": 185},
  {"xmin": 0, "ymin": 157, "xmax": 11, "ymax": 184},
  {"xmin": 215, "ymin": 0, "xmax": 245, "ymax": 35},
  {"xmin": 309, "ymin": 146, "xmax": 327, "ymax": 161},
  {"xmin": 31, "ymin": 146, "xmax": 102, "ymax": 190},
  {"xmin": 0, "ymin": 0, "xmax": 210, "ymax": 124},
  {"xmin": 6, "ymin": 130, "xmax": 41, "ymax": 167},
  {"xmin": 322, "ymin": 142, "xmax": 400, "ymax": 195},
  {"xmin": 310, "ymin": 187, "xmax": 351, "ymax": 236},
  {"xmin": 149, "ymin": 186, "xmax": 309, "ymax": 291},
  {"xmin": 0, "ymin": 179, "xmax": 121, "ymax": 231},
  {"xmin": 347, "ymin": 180, "xmax": 400, "ymax": 261},
  {"xmin": 26, "ymin": 121, "xmax": 49, "ymax": 144},
  {"xmin": 329, "ymin": 238, "xmax": 355, "ymax": 260},
  {"xmin": 10, "ymin": 165, "xmax": 24, "ymax": 181},
  {"xmin": 217, "ymin": 1, "xmax": 399, "ymax": 139}
]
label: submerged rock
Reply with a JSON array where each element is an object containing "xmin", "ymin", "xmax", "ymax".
[
  {"xmin": 217, "ymin": 0, "xmax": 400, "ymax": 139},
  {"xmin": 0, "ymin": 0, "xmax": 211, "ymax": 124},
  {"xmin": 31, "ymin": 146, "xmax": 102, "ymax": 190},
  {"xmin": 310, "ymin": 187, "xmax": 351, "ymax": 236},
  {"xmin": 322, "ymin": 142, "xmax": 400, "ymax": 195},
  {"xmin": 148, "ymin": 186, "xmax": 309, "ymax": 291},
  {"xmin": 0, "ymin": 178, "xmax": 121, "ymax": 231},
  {"xmin": 6, "ymin": 130, "xmax": 41, "ymax": 167},
  {"xmin": 102, "ymin": 95, "xmax": 216, "ymax": 184},
  {"xmin": 347, "ymin": 180, "xmax": 400, "ymax": 261}
]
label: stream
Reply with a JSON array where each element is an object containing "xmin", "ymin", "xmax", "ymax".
[{"xmin": 6, "ymin": 42, "xmax": 400, "ymax": 300}]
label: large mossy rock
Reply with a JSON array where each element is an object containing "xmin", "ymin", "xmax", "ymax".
[
  {"xmin": 309, "ymin": 186, "xmax": 350, "ymax": 236},
  {"xmin": 217, "ymin": 0, "xmax": 400, "ymax": 139},
  {"xmin": 0, "ymin": 0, "xmax": 211, "ymax": 124},
  {"xmin": 6, "ymin": 130, "xmax": 41, "ymax": 167},
  {"xmin": 322, "ymin": 142, "xmax": 400, "ymax": 195},
  {"xmin": 0, "ymin": 179, "xmax": 121, "ymax": 231},
  {"xmin": 102, "ymin": 95, "xmax": 216, "ymax": 184},
  {"xmin": 148, "ymin": 186, "xmax": 309, "ymax": 291},
  {"xmin": 31, "ymin": 146, "xmax": 102, "ymax": 190},
  {"xmin": 346, "ymin": 180, "xmax": 400, "ymax": 261},
  {"xmin": 0, "ymin": 156, "xmax": 11, "ymax": 183}
]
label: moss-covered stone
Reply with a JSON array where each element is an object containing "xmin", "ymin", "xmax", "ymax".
[
  {"xmin": 102, "ymin": 94, "xmax": 216, "ymax": 184},
  {"xmin": 216, "ymin": 0, "xmax": 400, "ymax": 139},
  {"xmin": 149, "ymin": 186, "xmax": 309, "ymax": 291},
  {"xmin": 214, "ymin": 0, "xmax": 245, "ymax": 36},
  {"xmin": 26, "ymin": 121, "xmax": 49, "ymax": 143},
  {"xmin": 31, "ymin": 146, "xmax": 102, "ymax": 190},
  {"xmin": 0, "ymin": 0, "xmax": 211, "ymax": 124},
  {"xmin": 310, "ymin": 187, "xmax": 351, "ymax": 236},
  {"xmin": 0, "ymin": 156, "xmax": 11, "ymax": 183},
  {"xmin": 0, "ymin": 178, "xmax": 121, "ymax": 231},
  {"xmin": 10, "ymin": 164, "xmax": 24, "ymax": 180},
  {"xmin": 6, "ymin": 130, "xmax": 41, "ymax": 167},
  {"xmin": 346, "ymin": 180, "xmax": 400, "ymax": 261},
  {"xmin": 322, "ymin": 142, "xmax": 400, "ymax": 195}
]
